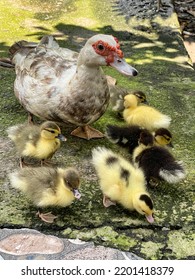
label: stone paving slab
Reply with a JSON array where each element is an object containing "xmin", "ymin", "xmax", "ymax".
[{"xmin": 0, "ymin": 228, "xmax": 142, "ymax": 260}]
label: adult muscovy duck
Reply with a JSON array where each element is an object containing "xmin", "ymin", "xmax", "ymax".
[{"xmin": 10, "ymin": 34, "xmax": 138, "ymax": 139}]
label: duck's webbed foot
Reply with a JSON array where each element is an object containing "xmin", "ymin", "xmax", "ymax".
[
  {"xmin": 36, "ymin": 211, "xmax": 57, "ymax": 223},
  {"xmin": 71, "ymin": 125, "xmax": 104, "ymax": 140}
]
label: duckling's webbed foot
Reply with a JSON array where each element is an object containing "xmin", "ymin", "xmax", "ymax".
[
  {"xmin": 41, "ymin": 159, "xmax": 53, "ymax": 166},
  {"xmin": 71, "ymin": 125, "xmax": 104, "ymax": 140},
  {"xmin": 148, "ymin": 177, "xmax": 159, "ymax": 188},
  {"xmin": 36, "ymin": 211, "xmax": 57, "ymax": 223},
  {"xmin": 103, "ymin": 195, "xmax": 116, "ymax": 208},
  {"xmin": 27, "ymin": 112, "xmax": 34, "ymax": 125},
  {"xmin": 19, "ymin": 157, "xmax": 33, "ymax": 168}
]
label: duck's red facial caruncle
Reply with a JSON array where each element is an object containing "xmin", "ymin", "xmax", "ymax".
[
  {"xmin": 92, "ymin": 39, "xmax": 123, "ymax": 64},
  {"xmin": 92, "ymin": 37, "xmax": 138, "ymax": 77}
]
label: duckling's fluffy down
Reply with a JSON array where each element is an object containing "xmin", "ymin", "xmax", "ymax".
[
  {"xmin": 123, "ymin": 94, "xmax": 171, "ymax": 131},
  {"xmin": 91, "ymin": 146, "xmax": 146, "ymax": 209},
  {"xmin": 9, "ymin": 167, "xmax": 80, "ymax": 207},
  {"xmin": 124, "ymin": 107, "xmax": 171, "ymax": 131}
]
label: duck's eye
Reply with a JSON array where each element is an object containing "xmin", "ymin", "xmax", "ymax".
[
  {"xmin": 97, "ymin": 44, "xmax": 105, "ymax": 51},
  {"xmin": 49, "ymin": 130, "xmax": 55, "ymax": 134}
]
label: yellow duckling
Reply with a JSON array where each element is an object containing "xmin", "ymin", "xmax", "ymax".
[
  {"xmin": 91, "ymin": 146, "xmax": 154, "ymax": 223},
  {"xmin": 7, "ymin": 121, "xmax": 67, "ymax": 167},
  {"xmin": 9, "ymin": 166, "xmax": 81, "ymax": 223},
  {"xmin": 109, "ymin": 85, "xmax": 147, "ymax": 117},
  {"xmin": 123, "ymin": 94, "xmax": 171, "ymax": 131}
]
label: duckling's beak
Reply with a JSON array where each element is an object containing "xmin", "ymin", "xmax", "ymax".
[
  {"xmin": 110, "ymin": 56, "xmax": 138, "ymax": 77},
  {"xmin": 146, "ymin": 214, "xmax": 154, "ymax": 223},
  {"xmin": 56, "ymin": 134, "xmax": 67, "ymax": 141},
  {"xmin": 73, "ymin": 189, "xmax": 81, "ymax": 199},
  {"xmin": 167, "ymin": 142, "xmax": 174, "ymax": 148},
  {"xmin": 143, "ymin": 100, "xmax": 148, "ymax": 104}
]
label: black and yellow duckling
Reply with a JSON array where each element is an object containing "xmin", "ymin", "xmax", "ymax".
[
  {"xmin": 92, "ymin": 146, "xmax": 154, "ymax": 223},
  {"xmin": 105, "ymin": 124, "xmax": 173, "ymax": 154},
  {"xmin": 109, "ymin": 86, "xmax": 147, "ymax": 118},
  {"xmin": 153, "ymin": 127, "xmax": 173, "ymax": 148},
  {"xmin": 132, "ymin": 130, "xmax": 185, "ymax": 186},
  {"xmin": 9, "ymin": 166, "xmax": 81, "ymax": 223},
  {"xmin": 7, "ymin": 121, "xmax": 67, "ymax": 167},
  {"xmin": 123, "ymin": 93, "xmax": 171, "ymax": 131}
]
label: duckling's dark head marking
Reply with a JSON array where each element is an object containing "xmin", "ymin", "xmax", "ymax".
[
  {"xmin": 63, "ymin": 168, "xmax": 80, "ymax": 190},
  {"xmin": 106, "ymin": 156, "xmax": 118, "ymax": 165},
  {"xmin": 40, "ymin": 121, "xmax": 60, "ymax": 131},
  {"xmin": 133, "ymin": 91, "xmax": 147, "ymax": 104},
  {"xmin": 120, "ymin": 168, "xmax": 130, "ymax": 184},
  {"xmin": 139, "ymin": 131, "xmax": 154, "ymax": 146},
  {"xmin": 140, "ymin": 194, "xmax": 153, "ymax": 210},
  {"xmin": 155, "ymin": 128, "xmax": 172, "ymax": 139}
]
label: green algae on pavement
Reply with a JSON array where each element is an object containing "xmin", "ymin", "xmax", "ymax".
[{"xmin": 0, "ymin": 0, "xmax": 195, "ymax": 259}]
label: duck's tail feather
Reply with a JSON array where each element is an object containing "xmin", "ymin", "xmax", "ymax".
[
  {"xmin": 38, "ymin": 35, "xmax": 59, "ymax": 49},
  {"xmin": 0, "ymin": 58, "xmax": 14, "ymax": 68},
  {"xmin": 1, "ymin": 36, "xmax": 58, "ymax": 67},
  {"xmin": 159, "ymin": 161, "xmax": 185, "ymax": 183},
  {"xmin": 9, "ymin": 40, "xmax": 37, "ymax": 59}
]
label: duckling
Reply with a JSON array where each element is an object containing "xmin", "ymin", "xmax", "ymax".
[
  {"xmin": 132, "ymin": 130, "xmax": 185, "ymax": 186},
  {"xmin": 7, "ymin": 121, "xmax": 67, "ymax": 167},
  {"xmin": 154, "ymin": 127, "xmax": 173, "ymax": 147},
  {"xmin": 91, "ymin": 146, "xmax": 154, "ymax": 223},
  {"xmin": 9, "ymin": 166, "xmax": 81, "ymax": 223},
  {"xmin": 123, "ymin": 94, "xmax": 171, "ymax": 131},
  {"xmin": 105, "ymin": 124, "xmax": 173, "ymax": 153},
  {"xmin": 109, "ymin": 86, "xmax": 147, "ymax": 118},
  {"xmin": 105, "ymin": 124, "xmax": 148, "ymax": 153}
]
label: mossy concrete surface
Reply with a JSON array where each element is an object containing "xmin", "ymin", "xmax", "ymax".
[{"xmin": 0, "ymin": 0, "xmax": 194, "ymax": 259}]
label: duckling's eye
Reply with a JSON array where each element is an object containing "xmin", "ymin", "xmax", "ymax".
[
  {"xmin": 97, "ymin": 44, "xmax": 105, "ymax": 51},
  {"xmin": 49, "ymin": 130, "xmax": 55, "ymax": 134}
]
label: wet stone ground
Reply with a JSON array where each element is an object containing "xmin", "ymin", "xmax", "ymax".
[
  {"xmin": 114, "ymin": 0, "xmax": 195, "ymax": 34},
  {"xmin": 114, "ymin": 0, "xmax": 195, "ymax": 65}
]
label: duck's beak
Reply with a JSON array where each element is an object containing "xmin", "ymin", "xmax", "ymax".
[
  {"xmin": 110, "ymin": 56, "xmax": 138, "ymax": 77},
  {"xmin": 146, "ymin": 214, "xmax": 154, "ymax": 223},
  {"xmin": 56, "ymin": 134, "xmax": 67, "ymax": 141},
  {"xmin": 73, "ymin": 189, "xmax": 81, "ymax": 199}
]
